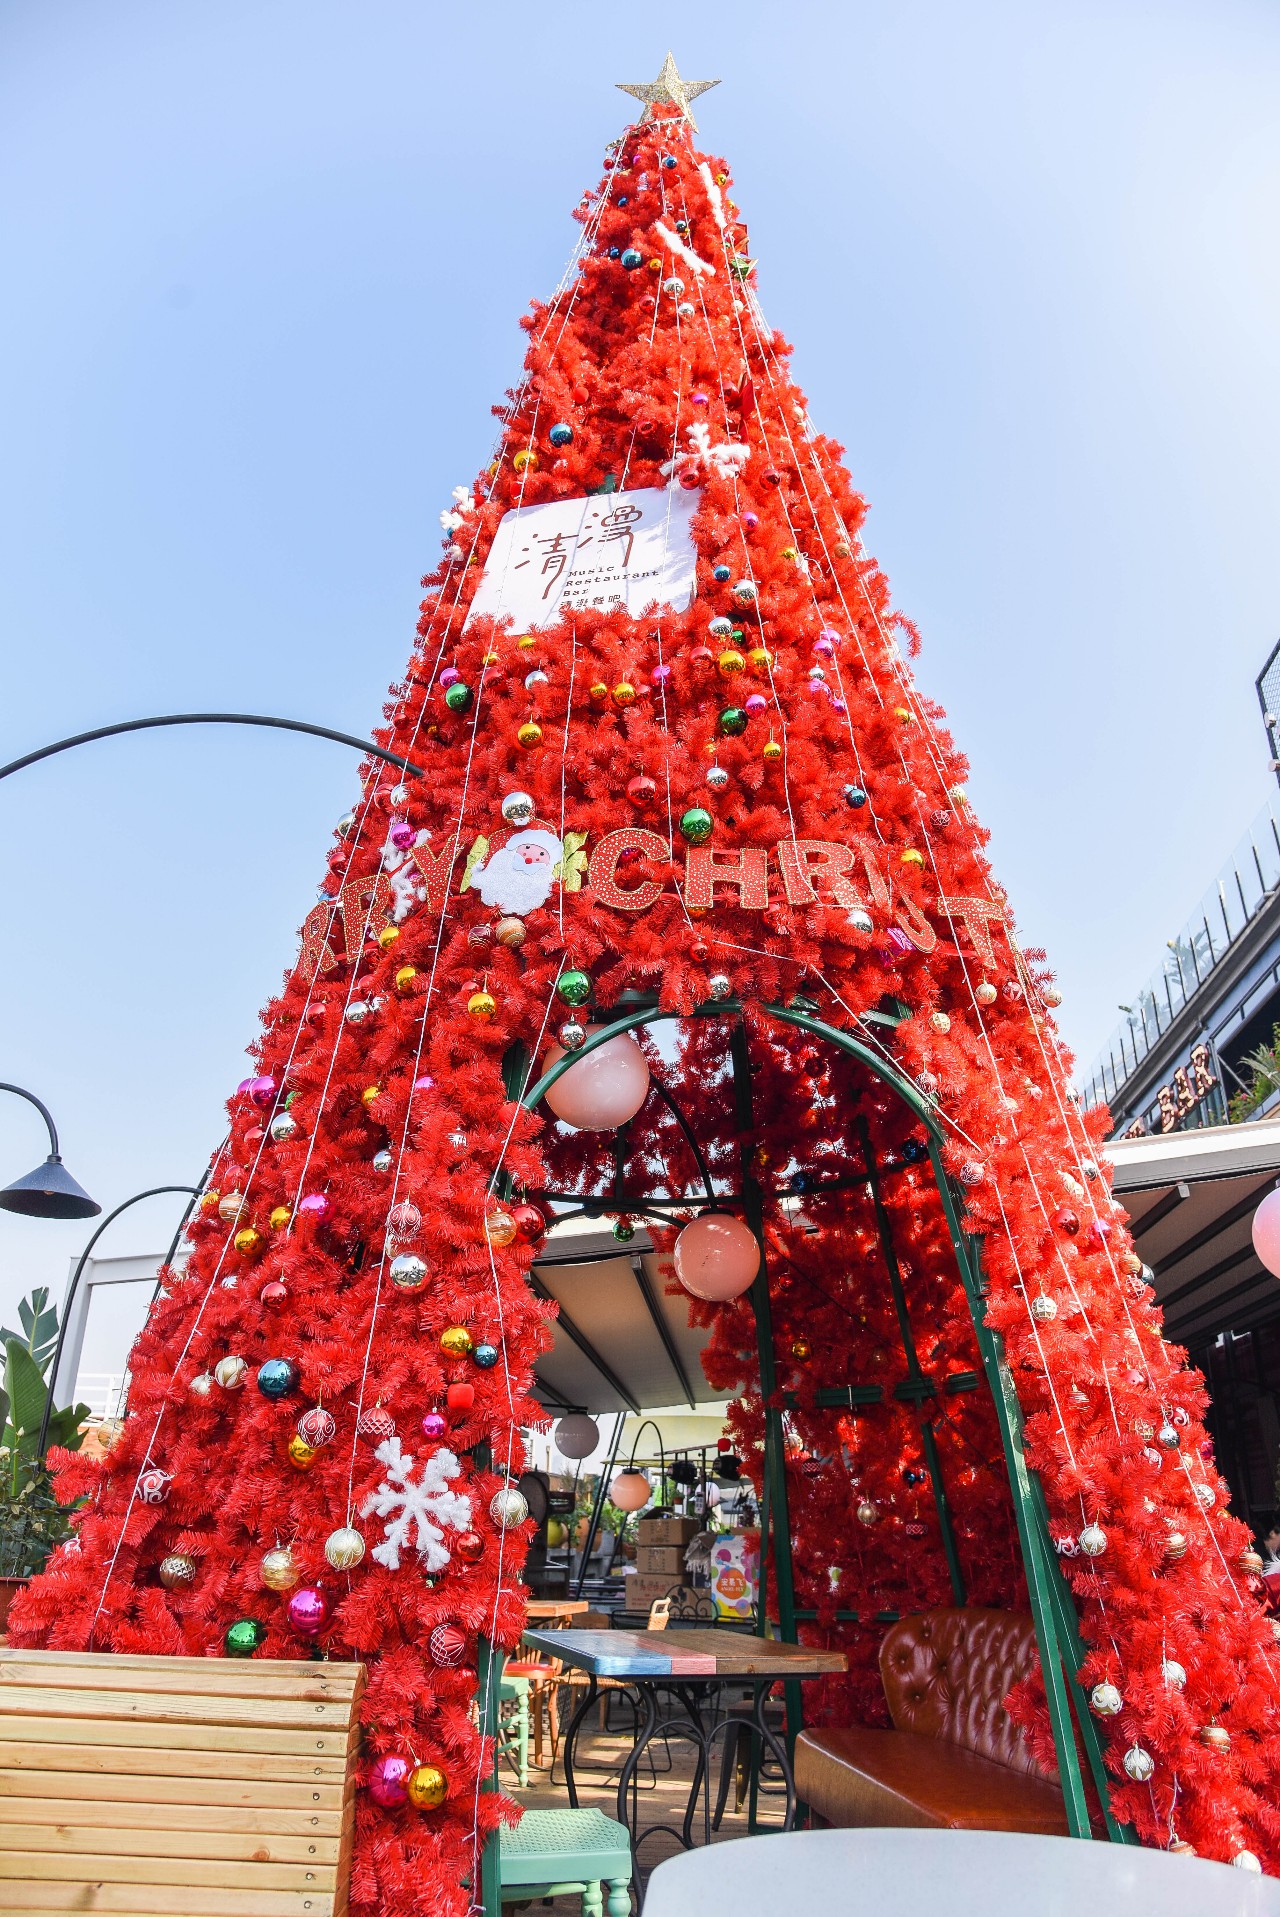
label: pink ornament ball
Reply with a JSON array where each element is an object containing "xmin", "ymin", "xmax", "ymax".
[
  {"xmin": 673, "ymin": 1213, "xmax": 760, "ymax": 1301},
  {"xmin": 744, "ymin": 693, "xmax": 767, "ymax": 716},
  {"xmin": 1252, "ymin": 1187, "xmax": 1280, "ymax": 1277},
  {"xmin": 650, "ymin": 664, "xmax": 672, "ymax": 685},
  {"xmin": 541, "ymin": 1030, "xmax": 650, "ymax": 1132},
  {"xmin": 813, "ymin": 636, "xmax": 835, "ymax": 657},
  {"xmin": 438, "ymin": 666, "xmax": 461, "ymax": 688},
  {"xmin": 287, "ymin": 1585, "xmax": 330, "ymax": 1637},
  {"xmin": 389, "ymin": 820, "xmax": 415, "ymax": 851},
  {"xmin": 413, "ymin": 1075, "xmax": 436, "ymax": 1095},
  {"xmin": 422, "ymin": 1411, "xmax": 447, "ymax": 1439},
  {"xmin": 368, "ymin": 1754, "xmax": 410, "ymax": 1808},
  {"xmin": 741, "ymin": 511, "xmax": 759, "ymax": 531},
  {"xmin": 297, "ymin": 1193, "xmax": 329, "ymax": 1221},
  {"xmin": 247, "ymin": 1075, "xmax": 277, "ymax": 1107}
]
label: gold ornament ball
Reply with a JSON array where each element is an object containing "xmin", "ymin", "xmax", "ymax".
[
  {"xmin": 512, "ymin": 449, "xmax": 537, "ymax": 473},
  {"xmin": 378, "ymin": 925, "xmax": 400, "ymax": 950},
  {"xmin": 495, "ymin": 916, "xmax": 526, "ymax": 949},
  {"xmin": 485, "ymin": 1209, "xmax": 518, "ymax": 1248},
  {"xmin": 324, "ymin": 1526, "xmax": 366, "ymax": 1571},
  {"xmin": 440, "ymin": 1325, "xmax": 474, "ymax": 1359},
  {"xmin": 612, "ymin": 681, "xmax": 635, "ymax": 706},
  {"xmin": 218, "ymin": 1191, "xmax": 247, "ymax": 1223},
  {"xmin": 1239, "ymin": 1548, "xmax": 1264, "ymax": 1575},
  {"xmin": 517, "ymin": 721, "xmax": 543, "ymax": 749},
  {"xmin": 261, "ymin": 1546, "xmax": 300, "ymax": 1591},
  {"xmin": 975, "ymin": 982, "xmax": 998, "ymax": 1006},
  {"xmin": 269, "ymin": 1205, "xmax": 292, "ymax": 1230},
  {"xmin": 748, "ymin": 646, "xmax": 773, "ymax": 671},
  {"xmin": 467, "ymin": 990, "xmax": 497, "ymax": 1021},
  {"xmin": 395, "ymin": 965, "xmax": 418, "ymax": 993},
  {"xmin": 900, "ymin": 848, "xmax": 925, "ymax": 868},
  {"xmin": 717, "ymin": 649, "xmax": 745, "ymax": 677},
  {"xmin": 407, "ymin": 1763, "xmax": 449, "ymax": 1810},
  {"xmin": 159, "ymin": 1553, "xmax": 196, "ymax": 1590},
  {"xmin": 790, "ymin": 1337, "xmax": 811, "ymax": 1361},
  {"xmin": 762, "ymin": 740, "xmax": 782, "ymax": 763},
  {"xmin": 516, "ymin": 633, "xmax": 536, "ymax": 650},
  {"xmin": 288, "ymin": 1435, "xmax": 318, "ymax": 1471},
  {"xmin": 361, "ymin": 1085, "xmax": 381, "ymax": 1108},
  {"xmin": 930, "ymin": 1012, "xmax": 951, "ymax": 1034},
  {"xmin": 233, "ymin": 1227, "xmax": 262, "ymax": 1257},
  {"xmin": 856, "ymin": 1499, "xmax": 880, "ymax": 1526},
  {"xmin": 1164, "ymin": 1530, "xmax": 1188, "ymax": 1562}
]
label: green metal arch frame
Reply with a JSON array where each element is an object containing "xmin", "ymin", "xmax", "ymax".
[{"xmin": 518, "ymin": 995, "xmax": 1129, "ymax": 1845}]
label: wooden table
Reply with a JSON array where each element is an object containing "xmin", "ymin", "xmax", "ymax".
[
  {"xmin": 525, "ymin": 1599, "xmax": 591, "ymax": 1624},
  {"xmin": 520, "ymin": 1627, "xmax": 846, "ymax": 1872},
  {"xmin": 643, "ymin": 1828, "xmax": 1280, "ymax": 1917}
]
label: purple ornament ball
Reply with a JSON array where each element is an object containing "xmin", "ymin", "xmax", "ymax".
[
  {"xmin": 248, "ymin": 1075, "xmax": 277, "ymax": 1107},
  {"xmin": 286, "ymin": 1585, "xmax": 330, "ymax": 1637},
  {"xmin": 368, "ymin": 1754, "xmax": 410, "ymax": 1808},
  {"xmin": 422, "ymin": 1411, "xmax": 447, "ymax": 1440}
]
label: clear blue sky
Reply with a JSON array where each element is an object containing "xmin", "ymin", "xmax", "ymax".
[{"xmin": 3, "ymin": 0, "xmax": 1279, "ymax": 1366}]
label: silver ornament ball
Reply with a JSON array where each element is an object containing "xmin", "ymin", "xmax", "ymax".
[
  {"xmin": 324, "ymin": 1526, "xmax": 366, "ymax": 1571},
  {"xmin": 489, "ymin": 1487, "xmax": 530, "ymax": 1530},
  {"xmin": 502, "ymin": 791, "xmax": 535, "ymax": 826}
]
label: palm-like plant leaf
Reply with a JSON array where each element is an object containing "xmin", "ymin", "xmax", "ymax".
[{"xmin": 0, "ymin": 1287, "xmax": 60, "ymax": 1376}]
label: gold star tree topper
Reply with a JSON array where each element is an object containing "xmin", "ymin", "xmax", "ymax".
[{"xmin": 617, "ymin": 52, "xmax": 720, "ymax": 131}]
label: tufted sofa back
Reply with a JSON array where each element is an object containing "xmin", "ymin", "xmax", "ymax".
[{"xmin": 879, "ymin": 1608, "xmax": 1046, "ymax": 1779}]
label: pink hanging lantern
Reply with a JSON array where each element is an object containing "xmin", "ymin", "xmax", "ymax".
[
  {"xmin": 1252, "ymin": 1187, "xmax": 1280, "ymax": 1277},
  {"xmin": 673, "ymin": 1213, "xmax": 760, "ymax": 1301},
  {"xmin": 541, "ymin": 1030, "xmax": 650, "ymax": 1131},
  {"xmin": 610, "ymin": 1469, "xmax": 652, "ymax": 1512}
]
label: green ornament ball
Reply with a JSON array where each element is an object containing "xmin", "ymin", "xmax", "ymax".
[
  {"xmin": 225, "ymin": 1617, "xmax": 268, "ymax": 1658},
  {"xmin": 680, "ymin": 807, "xmax": 713, "ymax": 845},
  {"xmin": 718, "ymin": 708, "xmax": 747, "ymax": 737},
  {"xmin": 444, "ymin": 682, "xmax": 473, "ymax": 713},
  {"xmin": 612, "ymin": 1220, "xmax": 635, "ymax": 1243},
  {"xmin": 556, "ymin": 969, "xmax": 592, "ymax": 1008}
]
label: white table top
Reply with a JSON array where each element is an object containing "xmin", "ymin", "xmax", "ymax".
[{"xmin": 642, "ymin": 1829, "xmax": 1280, "ymax": 1917}]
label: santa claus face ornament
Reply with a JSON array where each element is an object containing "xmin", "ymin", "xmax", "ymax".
[{"xmin": 463, "ymin": 811, "xmax": 572, "ymax": 917}]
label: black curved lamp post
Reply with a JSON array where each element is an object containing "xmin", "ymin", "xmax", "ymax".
[
  {"xmin": 0, "ymin": 1084, "xmax": 100, "ymax": 1221},
  {"xmin": 0, "ymin": 713, "xmax": 426, "ymax": 785},
  {"xmin": 37, "ymin": 1183, "xmax": 200, "ymax": 1456}
]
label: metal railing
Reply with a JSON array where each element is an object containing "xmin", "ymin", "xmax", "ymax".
[
  {"xmin": 1081, "ymin": 799, "xmax": 1280, "ymax": 1115},
  {"xmin": 73, "ymin": 1372, "xmax": 128, "ymax": 1422}
]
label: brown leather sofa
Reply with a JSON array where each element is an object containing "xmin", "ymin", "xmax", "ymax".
[{"xmin": 795, "ymin": 1608, "xmax": 1069, "ymax": 1834}]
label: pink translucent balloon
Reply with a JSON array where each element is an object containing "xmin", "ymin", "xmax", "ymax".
[
  {"xmin": 1253, "ymin": 1188, "xmax": 1280, "ymax": 1277},
  {"xmin": 610, "ymin": 1469, "xmax": 652, "ymax": 1512},
  {"xmin": 674, "ymin": 1213, "xmax": 760, "ymax": 1301},
  {"xmin": 542, "ymin": 1031, "xmax": 650, "ymax": 1131}
]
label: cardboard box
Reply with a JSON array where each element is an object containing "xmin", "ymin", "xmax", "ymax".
[
  {"xmin": 636, "ymin": 1516, "xmax": 698, "ymax": 1547},
  {"xmin": 636, "ymin": 1544, "xmax": 685, "ymax": 1576},
  {"xmin": 629, "ymin": 1572, "xmax": 680, "ymax": 1608}
]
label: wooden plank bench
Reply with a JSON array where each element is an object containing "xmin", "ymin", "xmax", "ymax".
[{"xmin": 0, "ymin": 1648, "xmax": 365, "ymax": 1917}]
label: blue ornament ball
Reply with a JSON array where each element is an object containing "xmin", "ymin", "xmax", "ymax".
[
  {"xmin": 257, "ymin": 1358, "xmax": 300, "ymax": 1401},
  {"xmin": 901, "ymin": 1138, "xmax": 928, "ymax": 1164},
  {"xmin": 789, "ymin": 1172, "xmax": 812, "ymax": 1194},
  {"xmin": 675, "ymin": 220, "xmax": 688, "ymax": 234},
  {"xmin": 607, "ymin": 247, "xmax": 621, "ymax": 260},
  {"xmin": 472, "ymin": 1342, "xmax": 500, "ymax": 1370},
  {"xmin": 617, "ymin": 194, "xmax": 629, "ymax": 207},
  {"xmin": 620, "ymin": 248, "xmax": 643, "ymax": 270},
  {"xmin": 549, "ymin": 422, "xmax": 573, "ymax": 448},
  {"xmin": 713, "ymin": 564, "xmax": 731, "ymax": 582},
  {"xmin": 843, "ymin": 783, "xmax": 868, "ymax": 809},
  {"xmin": 661, "ymin": 154, "xmax": 677, "ymax": 170}
]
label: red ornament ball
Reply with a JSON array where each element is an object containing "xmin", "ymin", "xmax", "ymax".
[
  {"xmin": 357, "ymin": 1406, "xmax": 396, "ymax": 1442},
  {"xmin": 297, "ymin": 1407, "xmax": 336, "ymax": 1449},
  {"xmin": 367, "ymin": 1754, "xmax": 410, "ymax": 1808},
  {"xmin": 260, "ymin": 1280, "xmax": 289, "ymax": 1308},
  {"xmin": 429, "ymin": 1623, "xmax": 468, "ymax": 1668},
  {"xmin": 454, "ymin": 1530, "xmax": 485, "ymax": 1565},
  {"xmin": 511, "ymin": 1202, "xmax": 546, "ymax": 1244}
]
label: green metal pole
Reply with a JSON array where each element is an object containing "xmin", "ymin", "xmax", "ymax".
[
  {"xmin": 856, "ymin": 1117, "xmax": 967, "ymax": 1607},
  {"xmin": 927, "ymin": 1172, "xmax": 1093, "ymax": 1841},
  {"xmin": 729, "ymin": 1018, "xmax": 803, "ymax": 1756}
]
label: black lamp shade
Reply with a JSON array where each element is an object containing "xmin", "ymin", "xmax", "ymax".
[{"xmin": 0, "ymin": 1156, "xmax": 101, "ymax": 1220}]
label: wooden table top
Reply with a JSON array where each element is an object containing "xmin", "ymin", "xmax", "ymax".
[
  {"xmin": 520, "ymin": 1626, "xmax": 847, "ymax": 1680},
  {"xmin": 525, "ymin": 1599, "xmax": 591, "ymax": 1621}
]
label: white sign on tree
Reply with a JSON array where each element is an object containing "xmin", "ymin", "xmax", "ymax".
[{"xmin": 466, "ymin": 486, "xmax": 700, "ymax": 631}]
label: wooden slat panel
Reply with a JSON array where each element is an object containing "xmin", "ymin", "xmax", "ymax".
[
  {"xmin": 2, "ymin": 1824, "xmax": 341, "ymax": 1865},
  {"xmin": 0, "ymin": 1686, "xmax": 353, "ymax": 1729},
  {"xmin": 0, "ymin": 1763, "xmax": 344, "ymax": 1808},
  {"xmin": 0, "ymin": 1853, "xmax": 335, "ymax": 1891},
  {"xmin": 0, "ymin": 1650, "xmax": 361, "ymax": 1681},
  {"xmin": 3, "ymin": 1888, "xmax": 332, "ymax": 1916},
  {"xmin": 0, "ymin": 1750, "xmax": 346, "ymax": 1794},
  {"xmin": 0, "ymin": 1715, "xmax": 355, "ymax": 1759},
  {"xmin": 0, "ymin": 1786, "xmax": 337, "ymax": 1832},
  {"xmin": 0, "ymin": 1659, "xmax": 360, "ymax": 1703}
]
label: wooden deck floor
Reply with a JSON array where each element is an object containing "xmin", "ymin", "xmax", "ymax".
[{"xmin": 509, "ymin": 1691, "xmax": 789, "ymax": 1907}]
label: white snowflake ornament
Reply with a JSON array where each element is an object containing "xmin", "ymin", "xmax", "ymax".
[{"xmin": 359, "ymin": 1437, "xmax": 473, "ymax": 1573}]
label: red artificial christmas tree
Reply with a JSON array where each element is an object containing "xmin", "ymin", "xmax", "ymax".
[{"xmin": 14, "ymin": 55, "xmax": 1280, "ymax": 1903}]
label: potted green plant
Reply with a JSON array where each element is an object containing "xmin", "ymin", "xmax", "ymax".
[{"xmin": 0, "ymin": 1289, "xmax": 91, "ymax": 1629}]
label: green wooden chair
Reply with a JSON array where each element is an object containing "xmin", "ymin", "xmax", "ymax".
[
  {"xmin": 499, "ymin": 1806, "xmax": 633, "ymax": 1916},
  {"xmin": 497, "ymin": 1672, "xmax": 532, "ymax": 1788}
]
